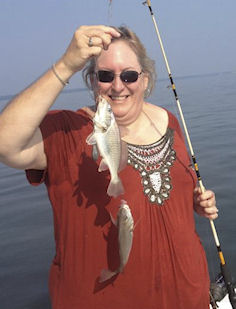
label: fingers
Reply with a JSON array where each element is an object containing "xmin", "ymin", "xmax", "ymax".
[
  {"xmin": 82, "ymin": 26, "xmax": 120, "ymax": 53},
  {"xmin": 84, "ymin": 25, "xmax": 121, "ymax": 41},
  {"xmin": 194, "ymin": 187, "xmax": 219, "ymax": 220},
  {"xmin": 195, "ymin": 189, "xmax": 215, "ymax": 204},
  {"xmin": 60, "ymin": 25, "xmax": 120, "ymax": 74},
  {"xmin": 77, "ymin": 25, "xmax": 120, "ymax": 50},
  {"xmin": 195, "ymin": 208, "xmax": 218, "ymax": 220},
  {"xmin": 86, "ymin": 35, "xmax": 111, "ymax": 51},
  {"xmin": 84, "ymin": 25, "xmax": 120, "ymax": 49}
]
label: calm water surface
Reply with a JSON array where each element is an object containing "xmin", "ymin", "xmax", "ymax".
[{"xmin": 0, "ymin": 72, "xmax": 236, "ymax": 308}]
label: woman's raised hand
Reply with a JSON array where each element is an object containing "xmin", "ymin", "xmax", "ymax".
[{"xmin": 60, "ymin": 25, "xmax": 121, "ymax": 74}]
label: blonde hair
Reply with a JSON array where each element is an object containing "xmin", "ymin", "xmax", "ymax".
[{"xmin": 82, "ymin": 26, "xmax": 157, "ymax": 98}]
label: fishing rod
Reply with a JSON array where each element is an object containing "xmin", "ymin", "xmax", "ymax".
[{"xmin": 142, "ymin": 1, "xmax": 236, "ymax": 308}]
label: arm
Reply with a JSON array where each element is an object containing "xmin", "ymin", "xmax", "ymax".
[
  {"xmin": 0, "ymin": 62, "xmax": 69, "ymax": 170},
  {"xmin": 0, "ymin": 25, "xmax": 120, "ymax": 170}
]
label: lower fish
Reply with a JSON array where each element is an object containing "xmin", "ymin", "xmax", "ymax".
[{"xmin": 99, "ymin": 200, "xmax": 134, "ymax": 282}]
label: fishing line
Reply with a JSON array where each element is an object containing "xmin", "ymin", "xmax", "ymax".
[
  {"xmin": 107, "ymin": 0, "xmax": 113, "ymax": 25},
  {"xmin": 142, "ymin": 1, "xmax": 236, "ymax": 308}
]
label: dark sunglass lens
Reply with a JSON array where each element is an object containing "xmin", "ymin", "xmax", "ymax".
[
  {"xmin": 121, "ymin": 71, "xmax": 139, "ymax": 83},
  {"xmin": 97, "ymin": 71, "xmax": 114, "ymax": 82}
]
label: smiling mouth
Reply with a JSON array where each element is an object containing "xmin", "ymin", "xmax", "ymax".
[{"xmin": 109, "ymin": 95, "xmax": 129, "ymax": 101}]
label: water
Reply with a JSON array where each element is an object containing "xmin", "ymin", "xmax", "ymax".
[{"xmin": 0, "ymin": 72, "xmax": 236, "ymax": 308}]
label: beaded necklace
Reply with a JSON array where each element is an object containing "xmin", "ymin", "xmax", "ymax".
[{"xmin": 127, "ymin": 128, "xmax": 176, "ymax": 205}]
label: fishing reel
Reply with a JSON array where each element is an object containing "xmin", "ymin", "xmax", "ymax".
[
  {"xmin": 210, "ymin": 273, "xmax": 228, "ymax": 303},
  {"xmin": 210, "ymin": 273, "xmax": 236, "ymax": 308}
]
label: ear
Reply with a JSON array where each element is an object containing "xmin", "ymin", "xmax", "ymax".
[{"xmin": 142, "ymin": 73, "xmax": 149, "ymax": 90}]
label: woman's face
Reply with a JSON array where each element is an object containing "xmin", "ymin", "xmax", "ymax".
[{"xmin": 94, "ymin": 40, "xmax": 148, "ymax": 124}]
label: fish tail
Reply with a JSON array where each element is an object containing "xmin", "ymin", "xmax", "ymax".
[
  {"xmin": 99, "ymin": 269, "xmax": 117, "ymax": 283},
  {"xmin": 107, "ymin": 177, "xmax": 124, "ymax": 197}
]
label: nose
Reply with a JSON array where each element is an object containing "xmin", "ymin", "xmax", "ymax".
[{"xmin": 111, "ymin": 75, "xmax": 125, "ymax": 92}]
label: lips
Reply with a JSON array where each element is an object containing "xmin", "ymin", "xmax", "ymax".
[{"xmin": 109, "ymin": 95, "xmax": 129, "ymax": 101}]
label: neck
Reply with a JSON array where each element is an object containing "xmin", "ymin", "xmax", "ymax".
[
  {"xmin": 118, "ymin": 107, "xmax": 148, "ymax": 140},
  {"xmin": 115, "ymin": 100, "xmax": 146, "ymax": 127}
]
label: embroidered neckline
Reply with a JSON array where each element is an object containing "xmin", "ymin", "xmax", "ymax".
[{"xmin": 127, "ymin": 128, "xmax": 176, "ymax": 206}]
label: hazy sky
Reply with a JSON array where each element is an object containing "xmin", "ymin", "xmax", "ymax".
[{"xmin": 1, "ymin": 0, "xmax": 236, "ymax": 95}]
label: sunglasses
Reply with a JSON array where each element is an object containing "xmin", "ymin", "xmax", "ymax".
[{"xmin": 96, "ymin": 70, "xmax": 142, "ymax": 83}]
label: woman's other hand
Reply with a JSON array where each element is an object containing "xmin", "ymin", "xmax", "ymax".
[{"xmin": 193, "ymin": 187, "xmax": 218, "ymax": 220}]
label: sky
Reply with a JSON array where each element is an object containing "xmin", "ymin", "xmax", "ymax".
[{"xmin": 0, "ymin": 0, "xmax": 236, "ymax": 96}]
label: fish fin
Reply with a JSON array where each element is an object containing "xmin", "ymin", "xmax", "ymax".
[
  {"xmin": 98, "ymin": 159, "xmax": 109, "ymax": 172},
  {"xmin": 81, "ymin": 106, "xmax": 95, "ymax": 119},
  {"xmin": 99, "ymin": 269, "xmax": 117, "ymax": 283},
  {"xmin": 92, "ymin": 145, "xmax": 99, "ymax": 161},
  {"xmin": 107, "ymin": 178, "xmax": 124, "ymax": 197},
  {"xmin": 110, "ymin": 212, "xmax": 117, "ymax": 226},
  {"xmin": 118, "ymin": 140, "xmax": 128, "ymax": 172},
  {"xmin": 86, "ymin": 132, "xmax": 96, "ymax": 145},
  {"xmin": 121, "ymin": 199, "xmax": 140, "ymax": 230},
  {"xmin": 133, "ymin": 217, "xmax": 141, "ymax": 230}
]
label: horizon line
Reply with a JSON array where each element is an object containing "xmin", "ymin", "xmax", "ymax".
[{"xmin": 0, "ymin": 70, "xmax": 233, "ymax": 102}]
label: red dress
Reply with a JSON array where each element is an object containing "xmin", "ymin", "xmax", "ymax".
[{"xmin": 26, "ymin": 108, "xmax": 210, "ymax": 309}]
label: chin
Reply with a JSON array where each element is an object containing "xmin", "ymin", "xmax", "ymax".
[
  {"xmin": 112, "ymin": 107, "xmax": 128, "ymax": 119},
  {"xmin": 111, "ymin": 102, "xmax": 129, "ymax": 117}
]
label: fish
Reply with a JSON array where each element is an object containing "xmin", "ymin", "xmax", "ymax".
[
  {"xmin": 99, "ymin": 200, "xmax": 134, "ymax": 282},
  {"xmin": 86, "ymin": 95, "xmax": 126, "ymax": 197}
]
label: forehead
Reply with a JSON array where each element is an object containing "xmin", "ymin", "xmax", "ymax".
[{"xmin": 96, "ymin": 40, "xmax": 140, "ymax": 69}]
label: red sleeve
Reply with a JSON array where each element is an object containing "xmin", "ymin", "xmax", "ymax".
[
  {"xmin": 25, "ymin": 169, "xmax": 47, "ymax": 186},
  {"xmin": 167, "ymin": 110, "xmax": 197, "ymax": 187},
  {"xmin": 25, "ymin": 109, "xmax": 91, "ymax": 186},
  {"xmin": 167, "ymin": 110, "xmax": 186, "ymax": 142}
]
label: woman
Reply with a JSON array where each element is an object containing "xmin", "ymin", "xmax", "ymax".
[{"xmin": 0, "ymin": 25, "xmax": 218, "ymax": 309}]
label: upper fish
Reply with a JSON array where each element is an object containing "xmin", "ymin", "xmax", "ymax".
[{"xmin": 86, "ymin": 95, "xmax": 125, "ymax": 198}]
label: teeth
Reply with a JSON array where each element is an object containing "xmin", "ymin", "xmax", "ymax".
[{"xmin": 110, "ymin": 96, "xmax": 128, "ymax": 100}]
